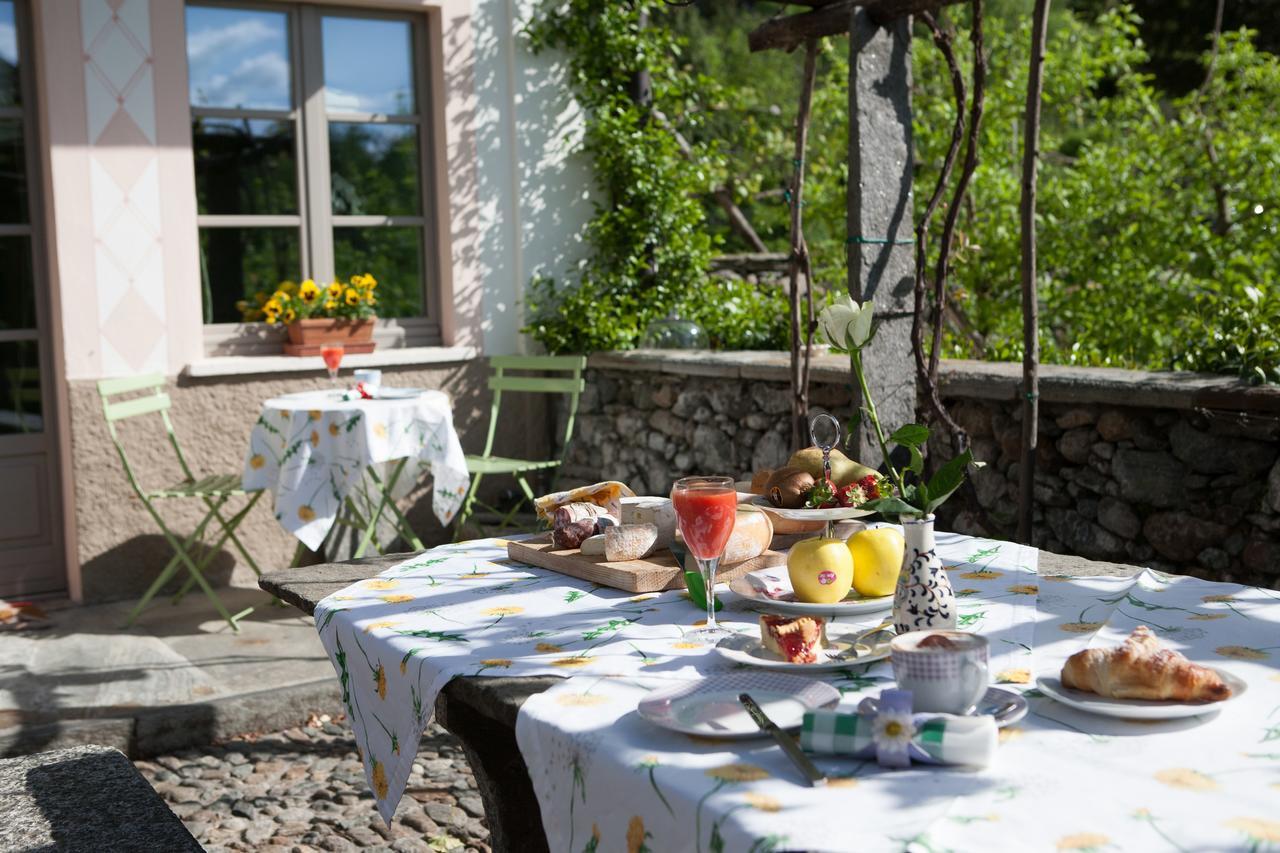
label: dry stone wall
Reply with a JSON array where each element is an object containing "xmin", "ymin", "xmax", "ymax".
[{"xmin": 561, "ymin": 351, "xmax": 1280, "ymax": 589}]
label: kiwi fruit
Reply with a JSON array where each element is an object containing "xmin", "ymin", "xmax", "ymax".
[{"xmin": 764, "ymin": 466, "xmax": 816, "ymax": 509}]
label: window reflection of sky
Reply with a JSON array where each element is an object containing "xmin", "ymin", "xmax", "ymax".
[
  {"xmin": 322, "ymin": 16, "xmax": 414, "ymax": 115},
  {"xmin": 186, "ymin": 6, "xmax": 290, "ymax": 110},
  {"xmin": 0, "ymin": 1, "xmax": 16, "ymax": 67}
]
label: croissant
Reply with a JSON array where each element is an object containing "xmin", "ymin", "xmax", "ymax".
[{"xmin": 1061, "ymin": 626, "xmax": 1230, "ymax": 702}]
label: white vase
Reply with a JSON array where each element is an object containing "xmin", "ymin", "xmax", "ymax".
[{"xmin": 892, "ymin": 514, "xmax": 956, "ymax": 634}]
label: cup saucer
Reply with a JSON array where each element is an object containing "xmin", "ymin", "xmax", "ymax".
[{"xmin": 858, "ymin": 686, "xmax": 1027, "ymax": 728}]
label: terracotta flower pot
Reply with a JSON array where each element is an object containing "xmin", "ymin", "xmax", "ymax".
[{"xmin": 283, "ymin": 317, "xmax": 376, "ymax": 356}]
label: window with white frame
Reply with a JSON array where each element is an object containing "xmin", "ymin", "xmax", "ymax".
[{"xmin": 186, "ymin": 3, "xmax": 436, "ymax": 330}]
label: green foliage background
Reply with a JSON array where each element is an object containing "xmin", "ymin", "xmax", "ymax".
[{"xmin": 525, "ymin": 1, "xmax": 1280, "ymax": 381}]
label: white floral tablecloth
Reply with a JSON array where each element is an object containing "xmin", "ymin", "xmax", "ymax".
[
  {"xmin": 242, "ymin": 389, "xmax": 468, "ymax": 551},
  {"xmin": 311, "ymin": 531, "xmax": 1037, "ymax": 827}
]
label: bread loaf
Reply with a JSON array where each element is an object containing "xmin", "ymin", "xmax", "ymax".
[
  {"xmin": 722, "ymin": 508, "xmax": 773, "ymax": 564},
  {"xmin": 620, "ymin": 497, "xmax": 677, "ymax": 548},
  {"xmin": 605, "ymin": 523, "xmax": 660, "ymax": 562}
]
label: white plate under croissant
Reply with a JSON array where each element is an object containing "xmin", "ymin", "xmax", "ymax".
[{"xmin": 1035, "ymin": 671, "xmax": 1247, "ymax": 720}]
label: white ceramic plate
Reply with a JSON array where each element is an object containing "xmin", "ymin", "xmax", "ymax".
[
  {"xmin": 715, "ymin": 623, "xmax": 892, "ymax": 672},
  {"xmin": 728, "ymin": 569, "xmax": 894, "ymax": 617},
  {"xmin": 636, "ymin": 672, "xmax": 841, "ymax": 739},
  {"xmin": 1035, "ymin": 669, "xmax": 1247, "ymax": 720},
  {"xmin": 858, "ymin": 686, "xmax": 1029, "ymax": 728},
  {"xmin": 746, "ymin": 495, "xmax": 876, "ymax": 522}
]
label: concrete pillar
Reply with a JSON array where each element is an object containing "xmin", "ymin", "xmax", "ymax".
[{"xmin": 846, "ymin": 9, "xmax": 916, "ymax": 465}]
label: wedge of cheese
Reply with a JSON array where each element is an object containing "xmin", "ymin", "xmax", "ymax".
[{"xmin": 620, "ymin": 497, "xmax": 677, "ymax": 549}]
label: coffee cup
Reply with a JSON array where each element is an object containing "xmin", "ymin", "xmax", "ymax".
[
  {"xmin": 354, "ymin": 368, "xmax": 382, "ymax": 390},
  {"xmin": 890, "ymin": 630, "xmax": 989, "ymax": 714}
]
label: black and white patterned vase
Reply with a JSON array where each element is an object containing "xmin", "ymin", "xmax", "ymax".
[{"xmin": 892, "ymin": 514, "xmax": 956, "ymax": 634}]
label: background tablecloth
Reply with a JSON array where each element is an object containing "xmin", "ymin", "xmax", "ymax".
[
  {"xmin": 243, "ymin": 389, "xmax": 468, "ymax": 550},
  {"xmin": 311, "ymin": 531, "xmax": 1038, "ymax": 826}
]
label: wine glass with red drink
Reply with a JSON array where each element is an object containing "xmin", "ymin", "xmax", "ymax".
[
  {"xmin": 320, "ymin": 343, "xmax": 344, "ymax": 387},
  {"xmin": 671, "ymin": 475, "xmax": 737, "ymax": 641}
]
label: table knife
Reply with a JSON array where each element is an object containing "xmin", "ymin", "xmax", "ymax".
[{"xmin": 738, "ymin": 693, "xmax": 827, "ymax": 787}]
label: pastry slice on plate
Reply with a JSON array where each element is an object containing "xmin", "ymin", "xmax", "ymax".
[
  {"xmin": 1061, "ymin": 625, "xmax": 1231, "ymax": 702},
  {"xmin": 759, "ymin": 614, "xmax": 828, "ymax": 664}
]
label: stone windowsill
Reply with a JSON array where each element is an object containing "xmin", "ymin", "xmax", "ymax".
[
  {"xmin": 183, "ymin": 346, "xmax": 479, "ymax": 379},
  {"xmin": 587, "ymin": 350, "xmax": 1280, "ymax": 413}
]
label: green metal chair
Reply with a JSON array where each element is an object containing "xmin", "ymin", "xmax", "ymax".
[
  {"xmin": 97, "ymin": 374, "xmax": 265, "ymax": 631},
  {"xmin": 454, "ymin": 355, "xmax": 587, "ymax": 539}
]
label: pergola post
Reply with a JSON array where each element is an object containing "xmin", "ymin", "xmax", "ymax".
[{"xmin": 846, "ymin": 8, "xmax": 916, "ymax": 462}]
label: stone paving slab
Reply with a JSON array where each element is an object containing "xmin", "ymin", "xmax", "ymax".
[
  {"xmin": 0, "ymin": 744, "xmax": 201, "ymax": 851},
  {"xmin": 0, "ymin": 585, "xmax": 342, "ymax": 758}
]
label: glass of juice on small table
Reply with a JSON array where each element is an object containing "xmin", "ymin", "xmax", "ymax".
[
  {"xmin": 320, "ymin": 343, "xmax": 344, "ymax": 386},
  {"xmin": 671, "ymin": 475, "xmax": 737, "ymax": 641}
]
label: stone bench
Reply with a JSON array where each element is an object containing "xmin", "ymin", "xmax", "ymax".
[{"xmin": 0, "ymin": 744, "xmax": 201, "ymax": 852}]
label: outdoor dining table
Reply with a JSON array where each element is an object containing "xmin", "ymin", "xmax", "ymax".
[
  {"xmin": 261, "ymin": 530, "xmax": 1280, "ymax": 852},
  {"xmin": 242, "ymin": 388, "xmax": 469, "ymax": 559}
]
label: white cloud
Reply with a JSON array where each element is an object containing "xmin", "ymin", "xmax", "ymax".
[
  {"xmin": 194, "ymin": 53, "xmax": 289, "ymax": 109},
  {"xmin": 187, "ymin": 17, "xmax": 276, "ymax": 65}
]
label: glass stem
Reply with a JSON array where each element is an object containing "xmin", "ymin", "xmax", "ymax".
[{"xmin": 700, "ymin": 556, "xmax": 719, "ymax": 630}]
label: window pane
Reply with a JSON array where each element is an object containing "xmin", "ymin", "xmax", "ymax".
[
  {"xmin": 0, "ymin": 1, "xmax": 18, "ymax": 108},
  {"xmin": 193, "ymin": 118, "xmax": 297, "ymax": 215},
  {"xmin": 199, "ymin": 227, "xmax": 300, "ymax": 323},
  {"xmin": 0, "ymin": 119, "xmax": 27, "ymax": 224},
  {"xmin": 0, "ymin": 340, "xmax": 41, "ymax": 435},
  {"xmin": 186, "ymin": 6, "xmax": 290, "ymax": 110},
  {"xmin": 329, "ymin": 123, "xmax": 419, "ymax": 216},
  {"xmin": 334, "ymin": 227, "xmax": 422, "ymax": 317},
  {"xmin": 0, "ymin": 235, "xmax": 34, "ymax": 330},
  {"xmin": 321, "ymin": 17, "xmax": 414, "ymax": 115}
]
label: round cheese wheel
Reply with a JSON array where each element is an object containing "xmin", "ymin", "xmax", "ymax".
[{"xmin": 722, "ymin": 508, "xmax": 774, "ymax": 564}]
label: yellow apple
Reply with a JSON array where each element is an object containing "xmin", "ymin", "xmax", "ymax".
[
  {"xmin": 787, "ymin": 537, "xmax": 854, "ymax": 604},
  {"xmin": 848, "ymin": 527, "xmax": 905, "ymax": 598}
]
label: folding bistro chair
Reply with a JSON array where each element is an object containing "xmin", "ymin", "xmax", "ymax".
[
  {"xmin": 454, "ymin": 355, "xmax": 586, "ymax": 539},
  {"xmin": 98, "ymin": 374, "xmax": 265, "ymax": 631}
]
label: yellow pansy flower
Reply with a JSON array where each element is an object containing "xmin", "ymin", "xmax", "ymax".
[
  {"xmin": 278, "ymin": 280, "xmax": 298, "ymax": 295},
  {"xmin": 323, "ymin": 298, "xmax": 338, "ymax": 311},
  {"xmin": 263, "ymin": 299, "xmax": 282, "ymax": 324},
  {"xmin": 705, "ymin": 763, "xmax": 770, "ymax": 782},
  {"xmin": 298, "ymin": 279, "xmax": 320, "ymax": 304},
  {"xmin": 327, "ymin": 281, "xmax": 342, "ymax": 297},
  {"xmin": 344, "ymin": 287, "xmax": 361, "ymax": 307},
  {"xmin": 283, "ymin": 307, "xmax": 297, "ymax": 324}
]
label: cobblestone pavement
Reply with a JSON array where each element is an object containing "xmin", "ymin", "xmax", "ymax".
[{"xmin": 134, "ymin": 714, "xmax": 490, "ymax": 853}]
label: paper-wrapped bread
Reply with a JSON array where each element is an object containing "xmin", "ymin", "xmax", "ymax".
[{"xmin": 535, "ymin": 481, "xmax": 635, "ymax": 526}]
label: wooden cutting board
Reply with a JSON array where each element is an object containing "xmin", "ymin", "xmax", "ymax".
[{"xmin": 507, "ymin": 535, "xmax": 786, "ymax": 593}]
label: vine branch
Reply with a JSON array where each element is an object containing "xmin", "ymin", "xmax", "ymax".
[{"xmin": 787, "ymin": 38, "xmax": 821, "ymax": 448}]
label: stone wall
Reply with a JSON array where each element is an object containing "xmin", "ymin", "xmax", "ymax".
[{"xmin": 561, "ymin": 351, "xmax": 1280, "ymax": 589}]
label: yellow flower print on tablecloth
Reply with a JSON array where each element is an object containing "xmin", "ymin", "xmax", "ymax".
[
  {"xmin": 298, "ymin": 505, "xmax": 316, "ymax": 522},
  {"xmin": 1202, "ymin": 594, "xmax": 1236, "ymax": 603},
  {"xmin": 1006, "ymin": 584, "xmax": 1038, "ymax": 595},
  {"xmin": 1216, "ymin": 645, "xmax": 1269, "ymax": 660},
  {"xmin": 1060, "ymin": 621, "xmax": 1104, "ymax": 634},
  {"xmin": 1188, "ymin": 613, "xmax": 1228, "ymax": 621},
  {"xmin": 364, "ymin": 579, "xmax": 398, "ymax": 590},
  {"xmin": 825, "ymin": 777, "xmax": 858, "ymax": 788},
  {"xmin": 996, "ymin": 668, "xmax": 1031, "ymax": 684},
  {"xmin": 373, "ymin": 423, "xmax": 388, "ymax": 439},
  {"xmin": 479, "ymin": 659, "xmax": 513, "ymax": 669},
  {"xmin": 328, "ymin": 421, "xmax": 341, "ymax": 437},
  {"xmin": 371, "ymin": 759, "xmax": 389, "ymax": 800},
  {"xmin": 363, "ymin": 620, "xmax": 399, "ymax": 633},
  {"xmin": 309, "ymin": 429, "xmax": 320, "ymax": 447},
  {"xmin": 1224, "ymin": 817, "xmax": 1280, "ymax": 843},
  {"xmin": 1155, "ymin": 768, "xmax": 1218, "ymax": 791},
  {"xmin": 626, "ymin": 816, "xmax": 652, "ymax": 853},
  {"xmin": 1055, "ymin": 833, "xmax": 1110, "ymax": 850},
  {"xmin": 483, "ymin": 606, "xmax": 524, "ymax": 616},
  {"xmin": 249, "ymin": 454, "xmax": 265, "ymax": 470},
  {"xmin": 672, "ymin": 642, "xmax": 703, "ymax": 650},
  {"xmin": 374, "ymin": 664, "xmax": 387, "ymax": 699},
  {"xmin": 381, "ymin": 594, "xmax": 414, "ymax": 604},
  {"xmin": 743, "ymin": 792, "xmax": 782, "ymax": 812},
  {"xmin": 705, "ymin": 763, "xmax": 770, "ymax": 782},
  {"xmin": 556, "ymin": 693, "xmax": 609, "ymax": 707},
  {"xmin": 959, "ymin": 569, "xmax": 1001, "ymax": 580},
  {"xmin": 998, "ymin": 727, "xmax": 1023, "ymax": 744},
  {"xmin": 551, "ymin": 656, "xmax": 594, "ymax": 668},
  {"xmin": 534, "ymin": 642, "xmax": 563, "ymax": 653}
]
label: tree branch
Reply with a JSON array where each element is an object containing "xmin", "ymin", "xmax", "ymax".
[{"xmin": 788, "ymin": 39, "xmax": 821, "ymax": 448}]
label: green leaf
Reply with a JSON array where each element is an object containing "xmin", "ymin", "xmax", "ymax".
[
  {"xmin": 924, "ymin": 450, "xmax": 974, "ymax": 514},
  {"xmin": 864, "ymin": 496, "xmax": 919, "ymax": 519},
  {"xmin": 908, "ymin": 444, "xmax": 925, "ymax": 477},
  {"xmin": 889, "ymin": 424, "xmax": 930, "ymax": 447}
]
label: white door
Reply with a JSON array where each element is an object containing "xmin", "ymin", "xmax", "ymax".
[{"xmin": 0, "ymin": 0, "xmax": 64, "ymax": 597}]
